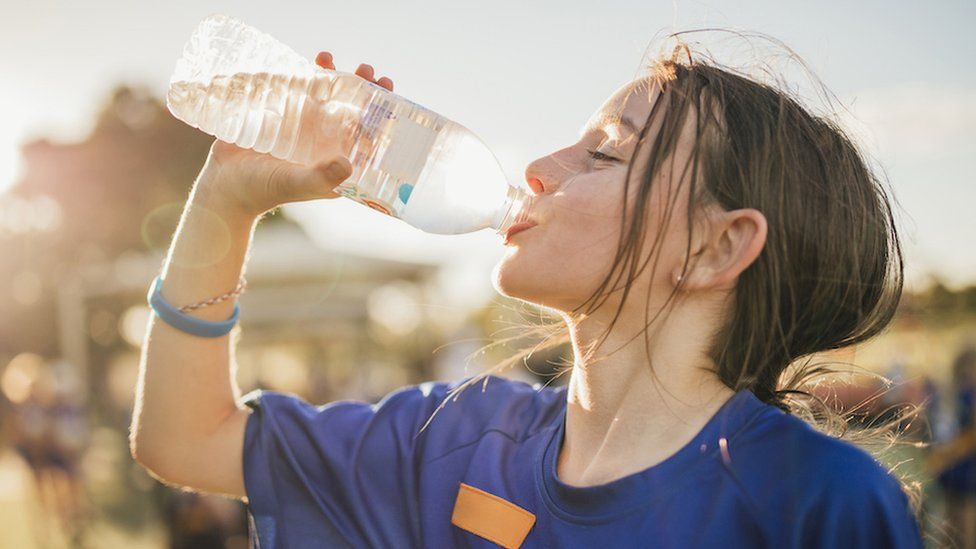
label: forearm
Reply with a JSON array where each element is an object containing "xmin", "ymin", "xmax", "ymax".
[{"xmin": 131, "ymin": 171, "xmax": 259, "ymax": 462}]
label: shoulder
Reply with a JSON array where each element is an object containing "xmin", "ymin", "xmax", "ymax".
[
  {"xmin": 727, "ymin": 407, "xmax": 903, "ymax": 502},
  {"xmin": 245, "ymin": 374, "xmax": 565, "ymax": 446},
  {"xmin": 364, "ymin": 374, "xmax": 566, "ymax": 464},
  {"xmin": 241, "ymin": 374, "xmax": 564, "ymax": 460},
  {"xmin": 724, "ymin": 408, "xmax": 921, "ymax": 546},
  {"xmin": 417, "ymin": 374, "xmax": 566, "ymax": 444}
]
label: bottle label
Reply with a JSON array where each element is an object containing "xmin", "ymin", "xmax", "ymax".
[
  {"xmin": 360, "ymin": 95, "xmax": 395, "ymax": 142},
  {"xmin": 380, "ymin": 114, "xmax": 439, "ymax": 180},
  {"xmin": 360, "ymin": 95, "xmax": 439, "ymax": 181},
  {"xmin": 342, "ymin": 93, "xmax": 440, "ymax": 220}
]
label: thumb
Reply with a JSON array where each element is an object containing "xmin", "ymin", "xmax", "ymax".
[{"xmin": 290, "ymin": 156, "xmax": 354, "ymax": 202}]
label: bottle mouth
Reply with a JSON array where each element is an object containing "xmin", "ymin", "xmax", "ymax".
[
  {"xmin": 494, "ymin": 185, "xmax": 535, "ymax": 236},
  {"xmin": 514, "ymin": 195, "xmax": 535, "ymax": 225}
]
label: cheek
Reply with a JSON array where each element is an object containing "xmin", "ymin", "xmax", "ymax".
[
  {"xmin": 551, "ymin": 182, "xmax": 623, "ymax": 259},
  {"xmin": 492, "ymin": 174, "xmax": 628, "ymax": 305},
  {"xmin": 636, "ymin": 186, "xmax": 694, "ymax": 283},
  {"xmin": 551, "ymin": 175, "xmax": 685, "ymax": 291}
]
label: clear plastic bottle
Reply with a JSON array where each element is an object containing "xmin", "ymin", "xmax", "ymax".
[{"xmin": 167, "ymin": 13, "xmax": 534, "ymax": 236}]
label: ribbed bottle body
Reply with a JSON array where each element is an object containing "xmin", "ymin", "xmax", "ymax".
[{"xmin": 167, "ymin": 14, "xmax": 529, "ymax": 235}]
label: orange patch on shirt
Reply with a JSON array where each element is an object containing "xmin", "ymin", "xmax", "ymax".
[{"xmin": 451, "ymin": 482, "xmax": 536, "ymax": 548}]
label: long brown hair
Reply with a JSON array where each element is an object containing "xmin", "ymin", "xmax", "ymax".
[{"xmin": 425, "ymin": 31, "xmax": 924, "ymax": 521}]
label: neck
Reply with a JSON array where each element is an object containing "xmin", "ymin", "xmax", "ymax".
[{"xmin": 557, "ymin": 298, "xmax": 735, "ymax": 487}]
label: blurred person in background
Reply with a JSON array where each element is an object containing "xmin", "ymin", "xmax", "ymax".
[
  {"xmin": 155, "ymin": 486, "xmax": 248, "ymax": 549},
  {"xmin": 6, "ymin": 356, "xmax": 54, "ymax": 546},
  {"xmin": 6, "ymin": 357, "xmax": 90, "ymax": 547},
  {"xmin": 130, "ymin": 37, "xmax": 925, "ymax": 547},
  {"xmin": 921, "ymin": 375, "xmax": 942, "ymax": 444},
  {"xmin": 928, "ymin": 346, "xmax": 976, "ymax": 547}
]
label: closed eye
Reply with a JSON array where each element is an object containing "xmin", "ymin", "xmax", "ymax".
[{"xmin": 586, "ymin": 149, "xmax": 623, "ymax": 163}]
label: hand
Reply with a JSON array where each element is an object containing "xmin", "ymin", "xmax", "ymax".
[{"xmin": 194, "ymin": 52, "xmax": 396, "ymax": 220}]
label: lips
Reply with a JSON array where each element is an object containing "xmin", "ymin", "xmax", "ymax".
[{"xmin": 504, "ymin": 221, "xmax": 538, "ymax": 244}]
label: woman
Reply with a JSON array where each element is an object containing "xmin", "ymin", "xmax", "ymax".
[{"xmin": 131, "ymin": 43, "xmax": 924, "ymax": 547}]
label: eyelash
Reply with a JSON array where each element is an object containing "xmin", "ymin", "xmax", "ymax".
[{"xmin": 586, "ymin": 149, "xmax": 622, "ymax": 163}]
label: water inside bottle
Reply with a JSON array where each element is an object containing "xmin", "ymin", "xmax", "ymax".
[
  {"xmin": 168, "ymin": 72, "xmax": 314, "ymax": 155},
  {"xmin": 168, "ymin": 71, "xmax": 516, "ymax": 235}
]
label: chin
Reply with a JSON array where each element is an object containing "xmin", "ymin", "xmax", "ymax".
[
  {"xmin": 491, "ymin": 255, "xmax": 519, "ymax": 297},
  {"xmin": 491, "ymin": 256, "xmax": 572, "ymax": 312},
  {"xmin": 491, "ymin": 253, "xmax": 539, "ymax": 302}
]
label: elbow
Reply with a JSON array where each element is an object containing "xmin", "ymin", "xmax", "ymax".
[
  {"xmin": 128, "ymin": 407, "xmax": 248, "ymax": 493},
  {"xmin": 129, "ymin": 426, "xmax": 162, "ymax": 476},
  {"xmin": 130, "ymin": 433, "xmax": 188, "ymax": 488},
  {"xmin": 129, "ymin": 401, "xmax": 161, "ymax": 473},
  {"xmin": 128, "ymin": 412, "xmax": 155, "ymax": 466},
  {"xmin": 129, "ymin": 432, "xmax": 153, "ymax": 470},
  {"xmin": 129, "ymin": 424, "xmax": 178, "ymax": 484}
]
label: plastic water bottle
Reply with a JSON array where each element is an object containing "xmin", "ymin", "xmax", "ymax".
[{"xmin": 166, "ymin": 14, "xmax": 534, "ymax": 236}]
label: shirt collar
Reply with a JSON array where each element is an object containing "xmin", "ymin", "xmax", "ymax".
[{"xmin": 535, "ymin": 388, "xmax": 769, "ymax": 523}]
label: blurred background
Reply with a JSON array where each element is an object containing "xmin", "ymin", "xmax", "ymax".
[{"xmin": 1, "ymin": 0, "xmax": 974, "ymax": 547}]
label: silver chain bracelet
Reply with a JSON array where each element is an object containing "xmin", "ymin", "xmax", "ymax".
[{"xmin": 178, "ymin": 278, "xmax": 248, "ymax": 313}]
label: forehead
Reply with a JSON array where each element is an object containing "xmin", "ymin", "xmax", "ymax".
[{"xmin": 580, "ymin": 78, "xmax": 659, "ymax": 138}]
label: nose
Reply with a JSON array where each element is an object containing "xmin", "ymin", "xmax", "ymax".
[
  {"xmin": 525, "ymin": 142, "xmax": 581, "ymax": 196},
  {"xmin": 527, "ymin": 177, "xmax": 545, "ymax": 195},
  {"xmin": 524, "ymin": 157, "xmax": 552, "ymax": 196}
]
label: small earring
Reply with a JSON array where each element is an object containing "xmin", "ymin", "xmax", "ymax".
[{"xmin": 674, "ymin": 272, "xmax": 684, "ymax": 285}]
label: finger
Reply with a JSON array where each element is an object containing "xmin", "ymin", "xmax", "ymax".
[
  {"xmin": 315, "ymin": 51, "xmax": 335, "ymax": 70},
  {"xmin": 376, "ymin": 76, "xmax": 394, "ymax": 91},
  {"xmin": 355, "ymin": 63, "xmax": 375, "ymax": 82}
]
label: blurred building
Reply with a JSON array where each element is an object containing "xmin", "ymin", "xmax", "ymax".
[{"xmin": 71, "ymin": 220, "xmax": 443, "ymax": 411}]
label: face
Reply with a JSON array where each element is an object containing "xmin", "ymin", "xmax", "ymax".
[{"xmin": 492, "ymin": 78, "xmax": 701, "ymax": 317}]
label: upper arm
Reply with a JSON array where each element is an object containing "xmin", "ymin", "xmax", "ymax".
[
  {"xmin": 197, "ymin": 406, "xmax": 251, "ymax": 499},
  {"xmin": 134, "ymin": 406, "xmax": 251, "ymax": 500}
]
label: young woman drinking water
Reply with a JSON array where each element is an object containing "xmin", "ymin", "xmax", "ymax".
[{"xmin": 130, "ymin": 44, "xmax": 925, "ymax": 547}]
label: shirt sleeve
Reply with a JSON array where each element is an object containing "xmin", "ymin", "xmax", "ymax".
[
  {"xmin": 240, "ymin": 379, "xmax": 461, "ymax": 549},
  {"xmin": 801, "ymin": 465, "xmax": 924, "ymax": 549}
]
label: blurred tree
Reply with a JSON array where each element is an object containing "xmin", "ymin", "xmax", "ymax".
[
  {"xmin": 0, "ymin": 85, "xmax": 292, "ymax": 538},
  {"xmin": 0, "ymin": 85, "xmax": 289, "ymax": 356}
]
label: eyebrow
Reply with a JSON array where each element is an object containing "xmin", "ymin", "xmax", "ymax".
[
  {"xmin": 617, "ymin": 116, "xmax": 641, "ymax": 135},
  {"xmin": 579, "ymin": 114, "xmax": 642, "ymax": 139}
]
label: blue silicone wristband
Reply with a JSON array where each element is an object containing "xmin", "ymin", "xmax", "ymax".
[{"xmin": 147, "ymin": 276, "xmax": 240, "ymax": 338}]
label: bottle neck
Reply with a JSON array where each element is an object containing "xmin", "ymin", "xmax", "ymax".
[{"xmin": 493, "ymin": 185, "xmax": 535, "ymax": 236}]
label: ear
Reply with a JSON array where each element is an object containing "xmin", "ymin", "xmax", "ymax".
[{"xmin": 672, "ymin": 208, "xmax": 767, "ymax": 290}]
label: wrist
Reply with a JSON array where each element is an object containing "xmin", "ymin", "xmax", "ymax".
[{"xmin": 191, "ymin": 169, "xmax": 262, "ymax": 228}]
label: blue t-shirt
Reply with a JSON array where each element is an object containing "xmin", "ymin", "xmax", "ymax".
[{"xmin": 241, "ymin": 375, "xmax": 923, "ymax": 548}]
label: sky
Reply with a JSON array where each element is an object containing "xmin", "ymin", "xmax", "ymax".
[{"xmin": 1, "ymin": 0, "xmax": 974, "ymax": 295}]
